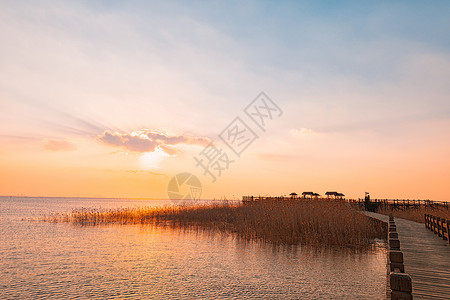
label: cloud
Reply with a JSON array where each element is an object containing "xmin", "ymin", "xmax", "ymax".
[
  {"xmin": 98, "ymin": 129, "xmax": 210, "ymax": 153},
  {"xmin": 43, "ymin": 139, "xmax": 77, "ymax": 152},
  {"xmin": 100, "ymin": 168, "xmax": 167, "ymax": 177},
  {"xmin": 290, "ymin": 128, "xmax": 317, "ymax": 137}
]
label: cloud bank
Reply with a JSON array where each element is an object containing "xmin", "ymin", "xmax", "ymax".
[{"xmin": 98, "ymin": 129, "xmax": 210, "ymax": 154}]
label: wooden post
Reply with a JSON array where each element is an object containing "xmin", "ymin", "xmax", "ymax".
[
  {"xmin": 390, "ymin": 272, "xmax": 412, "ymax": 300},
  {"xmin": 429, "ymin": 214, "xmax": 432, "ymax": 229},
  {"xmin": 442, "ymin": 218, "xmax": 448, "ymax": 241},
  {"xmin": 389, "ymin": 239, "xmax": 401, "ymax": 250},
  {"xmin": 447, "ymin": 221, "xmax": 450, "ymax": 244},
  {"xmin": 434, "ymin": 216, "xmax": 439, "ymax": 235},
  {"xmin": 433, "ymin": 216, "xmax": 438, "ymax": 234},
  {"xmin": 389, "ymin": 232, "xmax": 399, "ymax": 239},
  {"xmin": 428, "ymin": 214, "xmax": 432, "ymax": 230},
  {"xmin": 389, "ymin": 250, "xmax": 405, "ymax": 273}
]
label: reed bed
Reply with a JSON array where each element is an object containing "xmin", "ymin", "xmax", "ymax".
[
  {"xmin": 378, "ymin": 206, "xmax": 450, "ymax": 224},
  {"xmin": 42, "ymin": 200, "xmax": 386, "ymax": 249}
]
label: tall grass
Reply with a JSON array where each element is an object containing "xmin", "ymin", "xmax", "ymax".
[
  {"xmin": 378, "ymin": 206, "xmax": 450, "ymax": 223},
  {"xmin": 43, "ymin": 200, "xmax": 386, "ymax": 249}
]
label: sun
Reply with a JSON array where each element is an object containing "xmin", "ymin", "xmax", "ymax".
[{"xmin": 140, "ymin": 147, "xmax": 170, "ymax": 169}]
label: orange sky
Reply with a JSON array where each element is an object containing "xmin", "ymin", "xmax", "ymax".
[
  {"xmin": 1, "ymin": 1, "xmax": 450, "ymax": 201},
  {"xmin": 1, "ymin": 117, "xmax": 449, "ymax": 200}
]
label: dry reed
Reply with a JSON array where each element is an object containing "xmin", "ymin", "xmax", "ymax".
[{"xmin": 42, "ymin": 200, "xmax": 387, "ymax": 249}]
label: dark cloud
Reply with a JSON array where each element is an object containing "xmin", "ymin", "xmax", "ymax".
[{"xmin": 98, "ymin": 130, "xmax": 209, "ymax": 153}]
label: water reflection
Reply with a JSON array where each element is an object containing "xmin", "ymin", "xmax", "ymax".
[{"xmin": 0, "ymin": 197, "xmax": 387, "ymax": 299}]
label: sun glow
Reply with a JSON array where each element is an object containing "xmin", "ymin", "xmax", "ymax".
[{"xmin": 139, "ymin": 147, "xmax": 170, "ymax": 169}]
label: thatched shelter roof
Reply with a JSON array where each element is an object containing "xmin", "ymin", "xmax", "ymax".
[{"xmin": 302, "ymin": 191, "xmax": 315, "ymax": 196}]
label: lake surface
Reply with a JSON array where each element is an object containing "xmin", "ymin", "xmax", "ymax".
[{"xmin": 0, "ymin": 197, "xmax": 387, "ymax": 299}]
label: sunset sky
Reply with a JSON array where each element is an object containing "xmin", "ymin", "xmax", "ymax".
[{"xmin": 1, "ymin": 1, "xmax": 450, "ymax": 200}]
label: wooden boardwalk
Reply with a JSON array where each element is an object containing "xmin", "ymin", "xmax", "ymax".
[{"xmin": 366, "ymin": 212, "xmax": 450, "ymax": 299}]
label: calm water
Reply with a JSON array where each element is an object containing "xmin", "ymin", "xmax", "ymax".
[{"xmin": 0, "ymin": 197, "xmax": 387, "ymax": 299}]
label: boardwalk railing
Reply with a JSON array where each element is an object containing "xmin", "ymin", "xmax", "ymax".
[
  {"xmin": 352, "ymin": 198, "xmax": 449, "ymax": 208},
  {"xmin": 388, "ymin": 214, "xmax": 413, "ymax": 299},
  {"xmin": 242, "ymin": 196, "xmax": 449, "ymax": 208},
  {"xmin": 242, "ymin": 196, "xmax": 345, "ymax": 201},
  {"xmin": 424, "ymin": 214, "xmax": 450, "ymax": 244}
]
